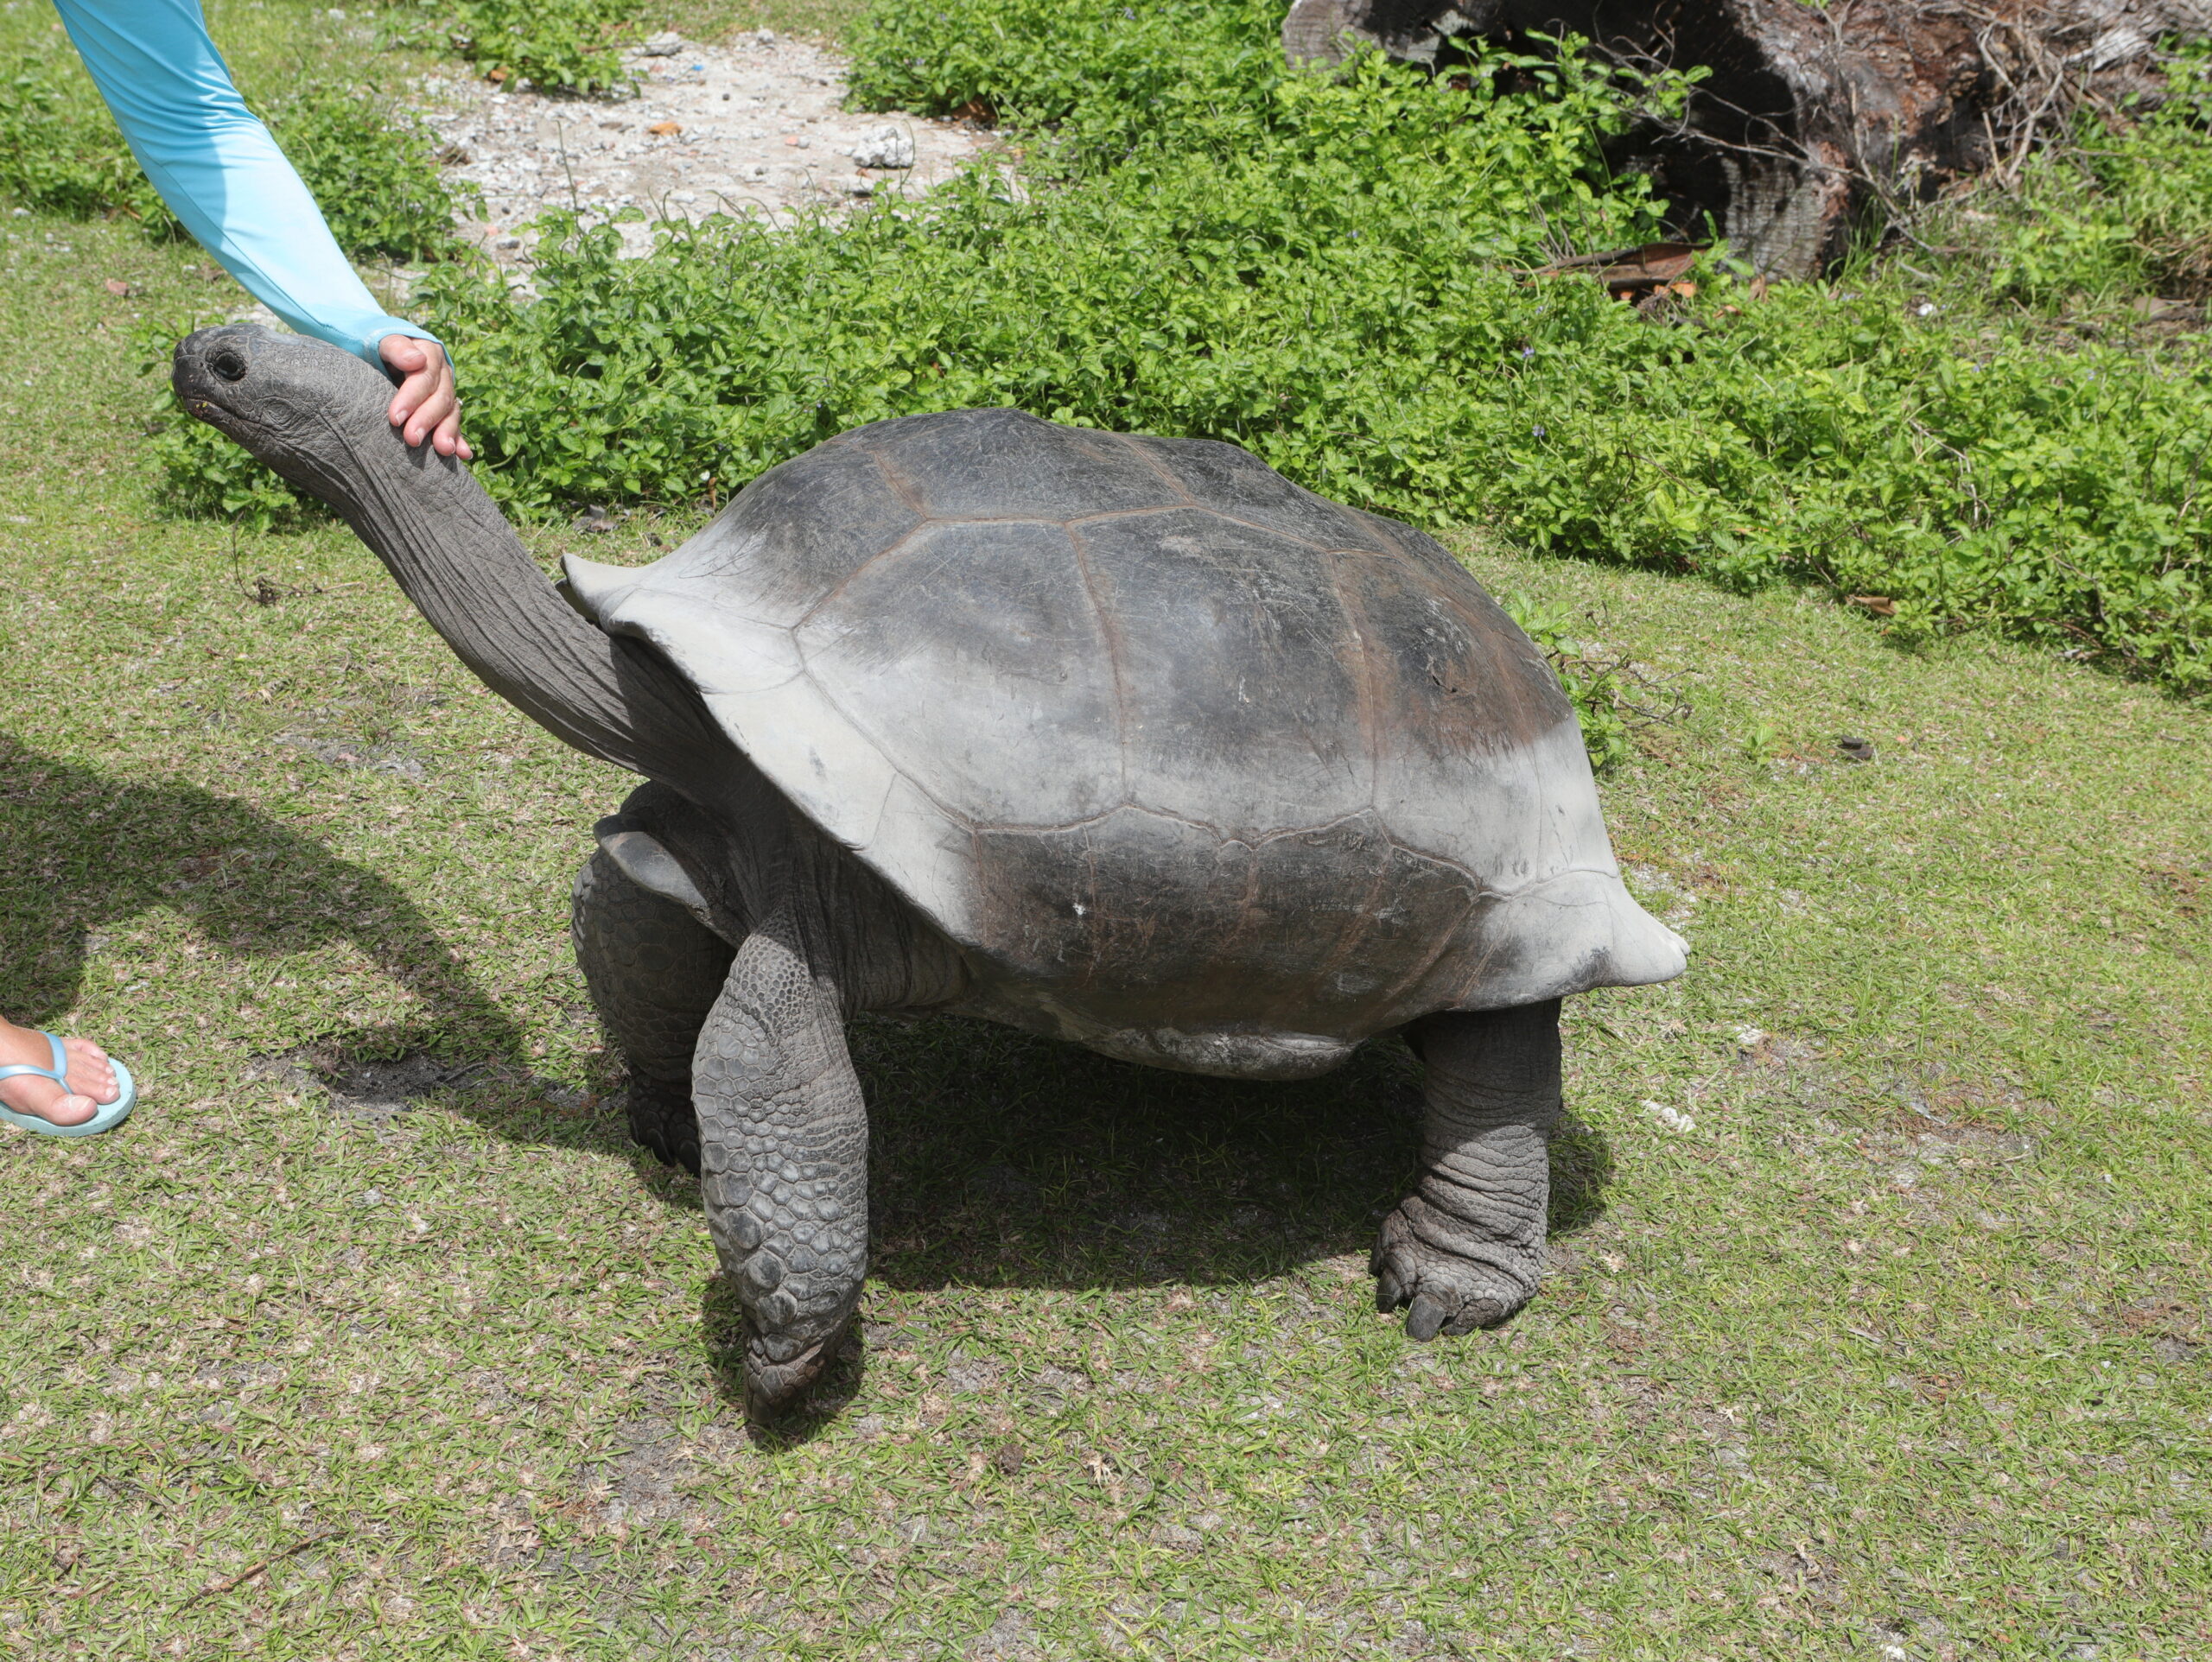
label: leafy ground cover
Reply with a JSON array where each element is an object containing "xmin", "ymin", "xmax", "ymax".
[
  {"xmin": 12, "ymin": 0, "xmax": 2210, "ymax": 690},
  {"xmin": 3, "ymin": 176, "xmax": 2210, "ymax": 1659},
  {"xmin": 0, "ymin": 1, "xmax": 472, "ymax": 260},
  {"xmin": 129, "ymin": 0, "xmax": 2212, "ymax": 696}
]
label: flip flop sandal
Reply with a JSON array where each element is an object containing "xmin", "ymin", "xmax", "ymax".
[{"xmin": 0, "ymin": 1032, "xmax": 136, "ymax": 1138}]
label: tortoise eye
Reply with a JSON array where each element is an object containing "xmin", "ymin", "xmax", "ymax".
[{"xmin": 211, "ymin": 347, "xmax": 247, "ymax": 383}]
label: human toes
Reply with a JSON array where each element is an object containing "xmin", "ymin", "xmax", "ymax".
[
  {"xmin": 61, "ymin": 1038, "xmax": 118, "ymax": 1106},
  {"xmin": 0, "ymin": 1075, "xmax": 99, "ymax": 1126}
]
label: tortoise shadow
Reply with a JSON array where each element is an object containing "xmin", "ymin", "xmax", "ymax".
[
  {"xmin": 849, "ymin": 1012, "xmax": 1616, "ymax": 1295},
  {"xmin": 2, "ymin": 733, "xmax": 1614, "ymax": 1427},
  {"xmin": 700, "ymin": 1011, "xmax": 1618, "ymax": 1428},
  {"xmin": 0, "ymin": 735, "xmax": 557, "ymax": 1121}
]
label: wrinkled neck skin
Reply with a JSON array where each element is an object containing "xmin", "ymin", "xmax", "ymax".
[{"xmin": 178, "ymin": 327, "xmax": 736, "ymax": 803}]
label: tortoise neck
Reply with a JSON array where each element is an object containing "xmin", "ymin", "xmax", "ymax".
[{"xmin": 279, "ymin": 405, "xmax": 729, "ymax": 787}]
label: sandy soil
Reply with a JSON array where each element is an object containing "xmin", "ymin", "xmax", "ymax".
[{"xmin": 419, "ymin": 29, "xmax": 994, "ymax": 265}]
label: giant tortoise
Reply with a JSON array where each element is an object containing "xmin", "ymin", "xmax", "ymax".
[{"xmin": 175, "ymin": 326, "xmax": 1687, "ymax": 1411}]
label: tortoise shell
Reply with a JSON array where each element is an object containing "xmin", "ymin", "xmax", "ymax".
[{"xmin": 564, "ymin": 409, "xmax": 1684, "ymax": 1060}]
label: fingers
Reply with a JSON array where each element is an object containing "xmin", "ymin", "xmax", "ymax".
[
  {"xmin": 433, "ymin": 402, "xmax": 474, "ymax": 461},
  {"xmin": 378, "ymin": 334, "xmax": 474, "ymax": 460}
]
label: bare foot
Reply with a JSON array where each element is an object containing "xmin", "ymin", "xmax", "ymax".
[{"xmin": 0, "ymin": 1019, "xmax": 119, "ymax": 1128}]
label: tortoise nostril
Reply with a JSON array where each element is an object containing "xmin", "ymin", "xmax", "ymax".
[{"xmin": 211, "ymin": 347, "xmax": 247, "ymax": 383}]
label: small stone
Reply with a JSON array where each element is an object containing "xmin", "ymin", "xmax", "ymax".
[
  {"xmin": 1640, "ymin": 1099, "xmax": 1696, "ymax": 1134},
  {"xmin": 647, "ymin": 120, "xmax": 683, "ymax": 137},
  {"xmin": 1837, "ymin": 734, "xmax": 1876, "ymax": 762},
  {"xmin": 639, "ymin": 31, "xmax": 684, "ymax": 56},
  {"xmin": 849, "ymin": 124, "xmax": 915, "ymax": 169}
]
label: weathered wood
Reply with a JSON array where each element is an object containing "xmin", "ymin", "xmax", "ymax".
[{"xmin": 1283, "ymin": 0, "xmax": 2212, "ymax": 276}]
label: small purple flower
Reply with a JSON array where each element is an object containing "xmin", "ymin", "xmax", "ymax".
[
  {"xmin": 1521, "ymin": 346, "xmax": 1535, "ymax": 358},
  {"xmin": 1532, "ymin": 424, "xmax": 1547, "ymax": 438}
]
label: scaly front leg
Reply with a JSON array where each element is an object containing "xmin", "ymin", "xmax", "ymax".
[
  {"xmin": 692, "ymin": 930, "xmax": 868, "ymax": 1413},
  {"xmin": 1372, "ymin": 999, "xmax": 1561, "ymax": 1341}
]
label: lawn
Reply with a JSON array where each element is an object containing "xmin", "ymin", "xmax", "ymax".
[{"xmin": 2, "ymin": 2, "xmax": 2209, "ymax": 1658}]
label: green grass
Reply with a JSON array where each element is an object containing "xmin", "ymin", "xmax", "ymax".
[{"xmin": 4, "ymin": 203, "xmax": 2210, "ymax": 1658}]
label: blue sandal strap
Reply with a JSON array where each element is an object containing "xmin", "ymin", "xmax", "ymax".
[{"xmin": 0, "ymin": 1031, "xmax": 71, "ymax": 1088}]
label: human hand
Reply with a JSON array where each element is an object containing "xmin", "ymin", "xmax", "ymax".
[{"xmin": 378, "ymin": 333, "xmax": 473, "ymax": 460}]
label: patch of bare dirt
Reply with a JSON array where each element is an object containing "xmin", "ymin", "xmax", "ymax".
[{"xmin": 416, "ymin": 29, "xmax": 993, "ymax": 270}]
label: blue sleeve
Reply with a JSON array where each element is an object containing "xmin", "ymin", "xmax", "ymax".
[{"xmin": 52, "ymin": 0, "xmax": 438, "ymax": 367}]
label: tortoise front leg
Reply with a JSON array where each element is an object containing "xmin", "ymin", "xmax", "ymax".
[
  {"xmin": 571, "ymin": 847, "xmax": 734, "ymax": 1174},
  {"xmin": 692, "ymin": 929, "xmax": 868, "ymax": 1413},
  {"xmin": 1372, "ymin": 999, "xmax": 1560, "ymax": 1341}
]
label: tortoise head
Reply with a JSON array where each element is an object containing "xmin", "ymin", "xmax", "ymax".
[{"xmin": 172, "ymin": 324, "xmax": 403, "ymax": 510}]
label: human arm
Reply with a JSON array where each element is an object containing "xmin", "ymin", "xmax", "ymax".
[{"xmin": 54, "ymin": 0, "xmax": 467, "ymax": 455}]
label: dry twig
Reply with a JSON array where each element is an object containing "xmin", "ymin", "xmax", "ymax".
[{"xmin": 175, "ymin": 1529, "xmax": 345, "ymax": 1609}]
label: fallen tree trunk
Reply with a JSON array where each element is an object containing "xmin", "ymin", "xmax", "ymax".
[{"xmin": 1282, "ymin": 0, "xmax": 2212, "ymax": 276}]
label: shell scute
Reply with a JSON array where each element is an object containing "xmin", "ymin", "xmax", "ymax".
[
  {"xmin": 795, "ymin": 518, "xmax": 1121, "ymax": 828},
  {"xmin": 1072, "ymin": 505, "xmax": 1370, "ymax": 830},
  {"xmin": 661, "ymin": 438, "xmax": 923, "ymax": 627},
  {"xmin": 1137, "ymin": 435, "xmax": 1395, "ymax": 553},
  {"xmin": 860, "ymin": 407, "xmax": 1171, "ymax": 523}
]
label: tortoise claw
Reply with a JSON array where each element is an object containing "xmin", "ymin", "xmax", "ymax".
[
  {"xmin": 1404, "ymin": 1291, "xmax": 1450, "ymax": 1342},
  {"xmin": 1370, "ymin": 1202, "xmax": 1536, "ymax": 1340}
]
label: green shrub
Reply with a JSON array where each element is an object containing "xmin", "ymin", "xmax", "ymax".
[
  {"xmin": 1961, "ymin": 44, "xmax": 2212, "ymax": 308},
  {"xmin": 0, "ymin": 68, "xmax": 156, "ymax": 222},
  {"xmin": 1501, "ymin": 593, "xmax": 1640, "ymax": 772},
  {"xmin": 149, "ymin": 0, "xmax": 2211, "ymax": 697},
  {"xmin": 378, "ymin": 0, "xmax": 637, "ymax": 96},
  {"xmin": 263, "ymin": 83, "xmax": 483, "ymax": 261},
  {"xmin": 844, "ymin": 0, "xmax": 1285, "ymax": 143},
  {"xmin": 395, "ymin": 35, "xmax": 1670, "ymax": 512},
  {"xmin": 0, "ymin": 68, "xmax": 472, "ymax": 263}
]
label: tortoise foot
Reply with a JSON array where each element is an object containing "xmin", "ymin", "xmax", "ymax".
[
  {"xmin": 1370, "ymin": 1197, "xmax": 1540, "ymax": 1342},
  {"xmin": 742, "ymin": 1311, "xmax": 855, "ymax": 1416}
]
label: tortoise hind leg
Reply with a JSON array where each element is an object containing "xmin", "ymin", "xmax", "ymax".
[
  {"xmin": 693, "ymin": 930, "xmax": 867, "ymax": 1414},
  {"xmin": 1373, "ymin": 999, "xmax": 1560, "ymax": 1341},
  {"xmin": 571, "ymin": 847, "xmax": 735, "ymax": 1173}
]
